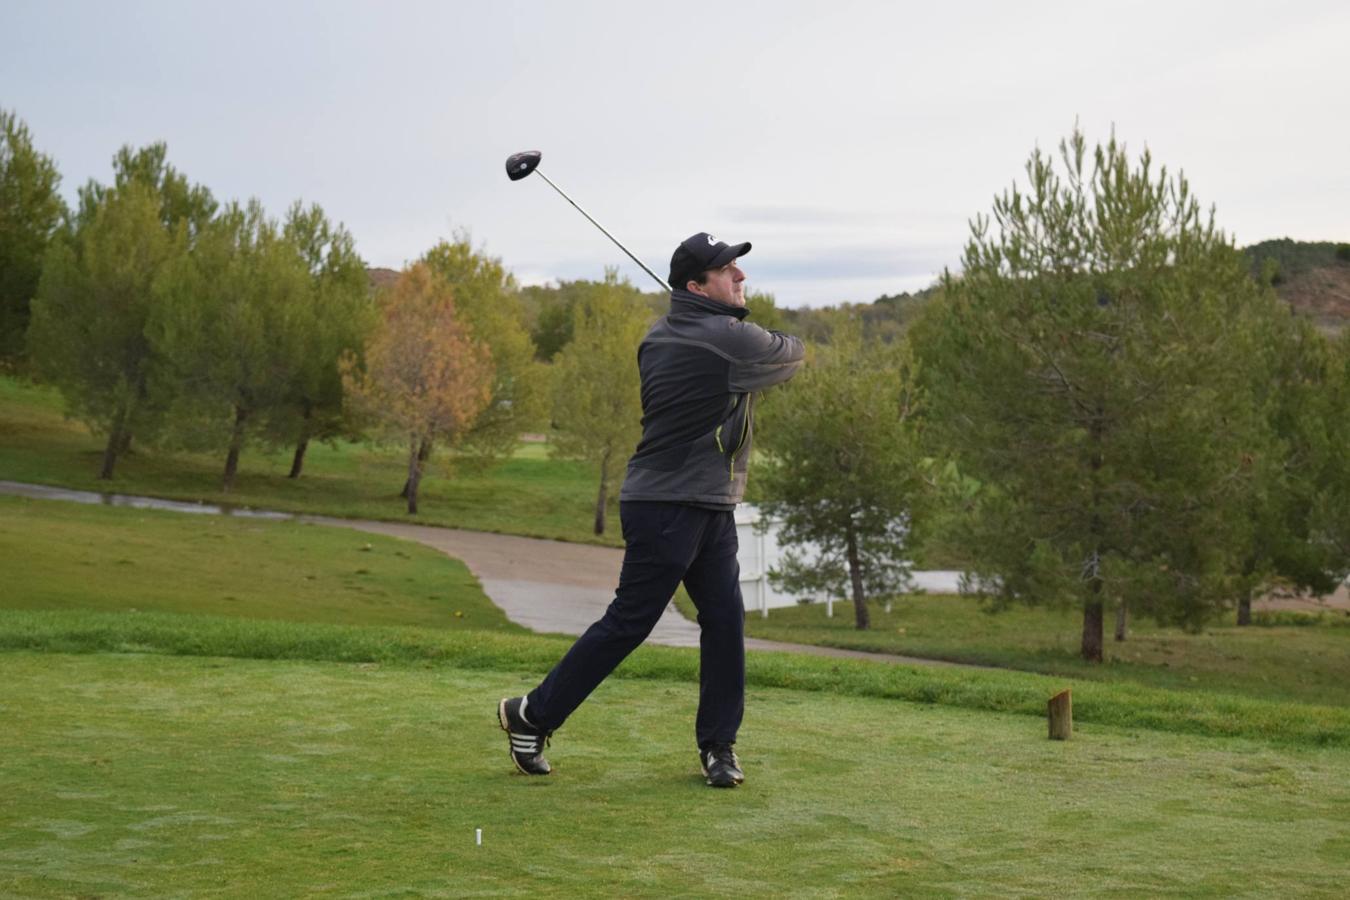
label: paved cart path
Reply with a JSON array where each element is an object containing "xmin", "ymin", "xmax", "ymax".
[
  {"xmin": 15, "ymin": 480, "xmax": 1340, "ymax": 664},
  {"xmin": 0, "ymin": 480, "xmax": 979, "ymax": 667}
]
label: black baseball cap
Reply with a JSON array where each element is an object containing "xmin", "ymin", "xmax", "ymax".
[{"xmin": 668, "ymin": 232, "xmax": 752, "ymax": 289}]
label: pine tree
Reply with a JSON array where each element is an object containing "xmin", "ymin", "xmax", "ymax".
[
  {"xmin": 27, "ymin": 143, "xmax": 212, "ymax": 478},
  {"xmin": 754, "ymin": 320, "xmax": 922, "ymax": 629},
  {"xmin": 149, "ymin": 201, "xmax": 310, "ymax": 491},
  {"xmin": 1231, "ymin": 314, "xmax": 1343, "ymax": 624},
  {"xmin": 0, "ymin": 108, "xmax": 65, "ymax": 364},
  {"xmin": 549, "ymin": 271, "xmax": 651, "ymax": 534},
  {"xmin": 265, "ymin": 201, "xmax": 374, "ymax": 479},
  {"xmin": 913, "ymin": 127, "xmax": 1283, "ymax": 661},
  {"xmin": 29, "ymin": 183, "xmax": 180, "ymax": 478}
]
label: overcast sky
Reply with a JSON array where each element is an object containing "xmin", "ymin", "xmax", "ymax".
[{"xmin": 5, "ymin": 0, "xmax": 1348, "ymax": 307}]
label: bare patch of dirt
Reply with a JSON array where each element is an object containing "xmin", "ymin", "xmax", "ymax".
[
  {"xmin": 1256, "ymin": 582, "xmax": 1350, "ymax": 613},
  {"xmin": 1277, "ymin": 264, "xmax": 1350, "ymax": 333}
]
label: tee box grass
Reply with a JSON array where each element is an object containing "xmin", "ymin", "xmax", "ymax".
[{"xmin": 4, "ymin": 651, "xmax": 1349, "ymax": 897}]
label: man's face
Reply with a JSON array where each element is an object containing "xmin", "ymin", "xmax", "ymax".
[{"xmin": 689, "ymin": 260, "xmax": 746, "ymax": 308}]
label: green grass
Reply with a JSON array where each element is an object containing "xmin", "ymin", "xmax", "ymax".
[
  {"xmin": 5, "ymin": 609, "xmax": 1350, "ymax": 748},
  {"xmin": 0, "ymin": 375, "xmax": 620, "ymax": 545},
  {"xmin": 10, "ymin": 378, "xmax": 1350, "ymax": 894},
  {"xmin": 4, "ymin": 650, "xmax": 1349, "ymax": 897},
  {"xmin": 8, "ymin": 482, "xmax": 1350, "ymax": 747},
  {"xmin": 4, "ymin": 499, "xmax": 1350, "ymax": 894},
  {"xmin": 0, "ymin": 493, "xmax": 517, "ymax": 632},
  {"xmin": 701, "ymin": 594, "xmax": 1350, "ymax": 709}
]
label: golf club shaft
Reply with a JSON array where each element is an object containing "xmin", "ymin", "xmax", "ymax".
[{"xmin": 533, "ymin": 169, "xmax": 671, "ymax": 293}]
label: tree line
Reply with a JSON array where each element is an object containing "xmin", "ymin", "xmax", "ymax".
[
  {"xmin": 6, "ymin": 110, "xmax": 1350, "ymax": 658},
  {"xmin": 754, "ymin": 127, "xmax": 1350, "ymax": 660},
  {"xmin": 0, "ymin": 109, "xmax": 656, "ymax": 517}
]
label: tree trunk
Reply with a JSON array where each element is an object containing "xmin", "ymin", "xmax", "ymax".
[
  {"xmin": 1081, "ymin": 589, "xmax": 1104, "ymax": 662},
  {"xmin": 116, "ymin": 429, "xmax": 134, "ymax": 457},
  {"xmin": 1114, "ymin": 598, "xmax": 1128, "ymax": 641},
  {"xmin": 593, "ymin": 450, "xmax": 610, "ymax": 535},
  {"xmin": 1237, "ymin": 590, "xmax": 1252, "ymax": 626},
  {"xmin": 1082, "ymin": 407, "xmax": 1105, "ymax": 662},
  {"xmin": 99, "ymin": 421, "xmax": 125, "ymax": 480},
  {"xmin": 222, "ymin": 406, "xmax": 248, "ymax": 493},
  {"xmin": 846, "ymin": 522, "xmax": 870, "ymax": 630},
  {"xmin": 288, "ymin": 404, "xmax": 312, "ymax": 479},
  {"xmin": 401, "ymin": 438, "xmax": 433, "ymax": 498},
  {"xmin": 289, "ymin": 437, "xmax": 309, "ymax": 479},
  {"xmin": 405, "ymin": 436, "xmax": 423, "ymax": 515}
]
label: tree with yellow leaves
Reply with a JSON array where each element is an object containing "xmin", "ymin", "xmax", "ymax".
[{"xmin": 342, "ymin": 262, "xmax": 493, "ymax": 514}]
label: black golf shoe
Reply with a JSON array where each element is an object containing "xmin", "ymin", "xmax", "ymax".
[
  {"xmin": 498, "ymin": 696, "xmax": 552, "ymax": 776},
  {"xmin": 700, "ymin": 742, "xmax": 744, "ymax": 788}
]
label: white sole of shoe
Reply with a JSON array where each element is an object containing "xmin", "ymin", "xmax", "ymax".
[{"xmin": 701, "ymin": 762, "xmax": 744, "ymax": 787}]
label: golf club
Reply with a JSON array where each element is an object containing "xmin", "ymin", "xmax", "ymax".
[{"xmin": 505, "ymin": 150, "xmax": 671, "ymax": 293}]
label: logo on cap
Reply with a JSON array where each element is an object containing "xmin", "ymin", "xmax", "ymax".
[{"xmin": 706, "ymin": 234, "xmax": 718, "ymax": 245}]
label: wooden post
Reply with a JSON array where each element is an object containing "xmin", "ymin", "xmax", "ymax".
[{"xmin": 1048, "ymin": 689, "xmax": 1072, "ymax": 740}]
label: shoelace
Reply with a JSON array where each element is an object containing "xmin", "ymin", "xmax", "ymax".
[{"xmin": 705, "ymin": 745, "xmax": 738, "ymax": 768}]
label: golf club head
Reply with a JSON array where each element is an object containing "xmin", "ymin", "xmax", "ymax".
[{"xmin": 506, "ymin": 150, "xmax": 542, "ymax": 181}]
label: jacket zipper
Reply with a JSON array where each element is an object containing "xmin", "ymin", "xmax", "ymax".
[
  {"xmin": 727, "ymin": 394, "xmax": 752, "ymax": 481},
  {"xmin": 715, "ymin": 395, "xmax": 739, "ymax": 456}
]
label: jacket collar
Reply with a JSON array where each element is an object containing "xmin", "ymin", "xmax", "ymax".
[{"xmin": 669, "ymin": 288, "xmax": 750, "ymax": 321}]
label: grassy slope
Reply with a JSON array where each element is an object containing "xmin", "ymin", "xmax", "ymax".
[
  {"xmin": 3, "ymin": 650, "xmax": 1349, "ymax": 898},
  {"xmin": 0, "ymin": 375, "xmax": 621, "ymax": 546},
  {"xmin": 0, "ymin": 494, "xmax": 517, "ymax": 632},
  {"xmin": 722, "ymin": 596, "xmax": 1350, "ymax": 709}
]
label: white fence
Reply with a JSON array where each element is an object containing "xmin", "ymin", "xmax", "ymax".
[{"xmin": 734, "ymin": 504, "xmax": 962, "ymax": 617}]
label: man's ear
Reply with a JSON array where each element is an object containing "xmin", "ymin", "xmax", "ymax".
[{"xmin": 686, "ymin": 280, "xmax": 706, "ymax": 296}]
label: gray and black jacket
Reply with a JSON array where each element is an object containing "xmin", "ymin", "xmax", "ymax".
[{"xmin": 619, "ymin": 289, "xmax": 805, "ymax": 509}]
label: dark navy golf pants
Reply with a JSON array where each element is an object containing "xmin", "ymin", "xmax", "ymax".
[{"xmin": 526, "ymin": 501, "xmax": 745, "ymax": 749}]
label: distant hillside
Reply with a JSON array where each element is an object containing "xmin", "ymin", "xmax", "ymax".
[
  {"xmin": 366, "ymin": 267, "xmax": 400, "ymax": 293},
  {"xmin": 365, "ymin": 242, "xmax": 1350, "ymax": 337},
  {"xmin": 1243, "ymin": 239, "xmax": 1350, "ymax": 332}
]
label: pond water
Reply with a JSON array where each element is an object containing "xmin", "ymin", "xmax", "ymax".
[
  {"xmin": 735, "ymin": 503, "xmax": 961, "ymax": 615},
  {"xmin": 0, "ymin": 480, "xmax": 294, "ymax": 520}
]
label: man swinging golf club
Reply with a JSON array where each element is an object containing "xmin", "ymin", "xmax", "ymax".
[{"xmin": 499, "ymin": 232, "xmax": 804, "ymax": 787}]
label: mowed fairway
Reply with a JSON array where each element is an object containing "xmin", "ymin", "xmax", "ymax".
[{"xmin": 4, "ymin": 650, "xmax": 1349, "ymax": 898}]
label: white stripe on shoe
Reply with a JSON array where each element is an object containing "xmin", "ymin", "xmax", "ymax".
[{"xmin": 519, "ymin": 695, "xmax": 535, "ymax": 728}]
